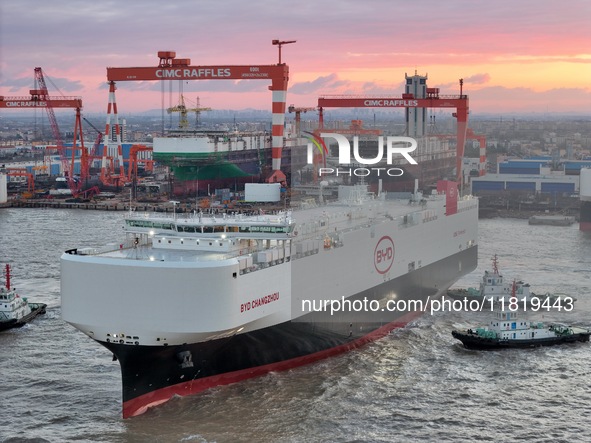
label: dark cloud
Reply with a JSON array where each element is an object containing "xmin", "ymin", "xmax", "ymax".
[
  {"xmin": 0, "ymin": 77, "xmax": 33, "ymax": 93},
  {"xmin": 289, "ymin": 74, "xmax": 350, "ymax": 95},
  {"xmin": 0, "ymin": 74, "xmax": 83, "ymax": 94}
]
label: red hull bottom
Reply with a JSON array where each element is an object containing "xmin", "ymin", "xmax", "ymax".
[{"xmin": 122, "ymin": 309, "xmax": 422, "ymax": 418}]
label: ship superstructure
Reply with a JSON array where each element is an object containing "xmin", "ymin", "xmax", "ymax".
[{"xmin": 61, "ymin": 181, "xmax": 478, "ymax": 417}]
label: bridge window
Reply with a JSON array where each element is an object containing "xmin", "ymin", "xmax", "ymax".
[{"xmin": 178, "ymin": 226, "xmax": 197, "ymax": 233}]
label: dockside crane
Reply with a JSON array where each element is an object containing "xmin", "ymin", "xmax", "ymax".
[
  {"xmin": 33, "ymin": 68, "xmax": 87, "ymax": 193},
  {"xmin": 127, "ymin": 144, "xmax": 154, "ymax": 199},
  {"xmin": 0, "ymin": 68, "xmax": 89, "ymax": 195},
  {"xmin": 287, "ymin": 105, "xmax": 316, "ymax": 136},
  {"xmin": 167, "ymin": 95, "xmax": 211, "ymax": 130},
  {"xmin": 316, "ymin": 80, "xmax": 470, "ymax": 183},
  {"xmin": 5, "ymin": 168, "xmax": 35, "ymax": 198},
  {"xmin": 83, "ymin": 117, "xmax": 104, "ymax": 159}
]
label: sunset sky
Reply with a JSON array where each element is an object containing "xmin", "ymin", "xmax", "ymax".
[{"xmin": 1, "ymin": 0, "xmax": 590, "ymax": 116}]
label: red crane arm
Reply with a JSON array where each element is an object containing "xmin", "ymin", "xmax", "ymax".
[
  {"xmin": 317, "ymin": 96, "xmax": 468, "ymax": 110},
  {"xmin": 0, "ymin": 96, "xmax": 83, "ymax": 108},
  {"xmin": 106, "ymin": 65, "xmax": 289, "ymax": 85}
]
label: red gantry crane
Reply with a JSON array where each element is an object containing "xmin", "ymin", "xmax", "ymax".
[
  {"xmin": 5, "ymin": 168, "xmax": 35, "ymax": 197},
  {"xmin": 316, "ymin": 80, "xmax": 469, "ymax": 183},
  {"xmin": 466, "ymin": 128, "xmax": 487, "ymax": 176},
  {"xmin": 0, "ymin": 68, "xmax": 89, "ymax": 195},
  {"xmin": 127, "ymin": 144, "xmax": 154, "ymax": 183},
  {"xmin": 104, "ymin": 43, "xmax": 293, "ymax": 183},
  {"xmin": 287, "ymin": 105, "xmax": 316, "ymax": 137}
]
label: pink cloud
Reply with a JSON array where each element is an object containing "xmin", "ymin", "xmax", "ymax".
[{"xmin": 2, "ymin": 0, "xmax": 589, "ymax": 113}]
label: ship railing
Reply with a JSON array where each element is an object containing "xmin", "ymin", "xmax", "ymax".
[
  {"xmin": 456, "ymin": 198, "xmax": 479, "ymax": 213},
  {"xmin": 126, "ymin": 235, "xmax": 293, "ymax": 270},
  {"xmin": 67, "ymin": 243, "xmax": 131, "ymax": 256},
  {"xmin": 127, "ymin": 210, "xmax": 291, "ymax": 225},
  {"xmin": 291, "ymin": 208, "xmax": 426, "ymax": 240}
]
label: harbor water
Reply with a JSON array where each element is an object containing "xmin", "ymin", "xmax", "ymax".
[{"xmin": 1, "ymin": 208, "xmax": 591, "ymax": 442}]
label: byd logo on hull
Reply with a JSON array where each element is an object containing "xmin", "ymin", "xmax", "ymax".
[
  {"xmin": 306, "ymin": 133, "xmax": 418, "ymax": 177},
  {"xmin": 374, "ymin": 236, "xmax": 395, "ymax": 274}
]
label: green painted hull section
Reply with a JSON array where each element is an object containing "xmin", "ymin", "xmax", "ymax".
[
  {"xmin": 153, "ymin": 152, "xmax": 226, "ymax": 163},
  {"xmin": 172, "ymin": 163, "xmax": 253, "ymax": 181},
  {"xmin": 154, "ymin": 152, "xmax": 257, "ymax": 180}
]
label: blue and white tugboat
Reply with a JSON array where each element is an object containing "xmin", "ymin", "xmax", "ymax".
[
  {"xmin": 0, "ymin": 265, "xmax": 47, "ymax": 332},
  {"xmin": 447, "ymin": 254, "xmax": 563, "ymax": 307},
  {"xmin": 452, "ymin": 282, "xmax": 590, "ymax": 350}
]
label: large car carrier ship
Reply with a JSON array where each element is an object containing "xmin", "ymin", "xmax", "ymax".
[{"xmin": 61, "ymin": 180, "xmax": 478, "ymax": 417}]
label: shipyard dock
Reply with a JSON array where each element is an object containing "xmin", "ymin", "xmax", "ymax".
[{"xmin": 528, "ymin": 215, "xmax": 576, "ymax": 226}]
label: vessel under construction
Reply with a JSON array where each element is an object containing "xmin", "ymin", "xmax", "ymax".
[{"xmin": 61, "ymin": 179, "xmax": 478, "ymax": 417}]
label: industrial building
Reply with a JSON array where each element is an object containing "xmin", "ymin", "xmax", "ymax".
[{"xmin": 470, "ymin": 157, "xmax": 591, "ymax": 196}]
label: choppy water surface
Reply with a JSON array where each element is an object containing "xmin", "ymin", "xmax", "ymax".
[{"xmin": 1, "ymin": 209, "xmax": 590, "ymax": 442}]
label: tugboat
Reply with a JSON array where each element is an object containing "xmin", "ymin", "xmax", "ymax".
[
  {"xmin": 0, "ymin": 264, "xmax": 47, "ymax": 331},
  {"xmin": 452, "ymin": 282, "xmax": 590, "ymax": 350},
  {"xmin": 447, "ymin": 254, "xmax": 564, "ymax": 307}
]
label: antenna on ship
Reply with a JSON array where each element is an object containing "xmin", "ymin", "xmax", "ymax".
[
  {"xmin": 169, "ymin": 200, "xmax": 180, "ymax": 220},
  {"xmin": 4, "ymin": 264, "xmax": 10, "ymax": 291},
  {"xmin": 492, "ymin": 254, "xmax": 499, "ymax": 275},
  {"xmin": 128, "ymin": 189, "xmax": 133, "ymax": 215}
]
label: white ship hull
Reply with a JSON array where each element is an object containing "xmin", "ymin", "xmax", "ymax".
[{"xmin": 61, "ymin": 182, "xmax": 479, "ymax": 417}]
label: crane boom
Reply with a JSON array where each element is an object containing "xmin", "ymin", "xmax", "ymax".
[
  {"xmin": 83, "ymin": 117, "xmax": 104, "ymax": 170},
  {"xmin": 34, "ymin": 68, "xmax": 85, "ymax": 194},
  {"xmin": 167, "ymin": 95, "xmax": 211, "ymax": 129},
  {"xmin": 0, "ymin": 96, "xmax": 82, "ymax": 108}
]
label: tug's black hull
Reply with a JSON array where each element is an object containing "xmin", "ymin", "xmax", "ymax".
[
  {"xmin": 0, "ymin": 303, "xmax": 46, "ymax": 332},
  {"xmin": 452, "ymin": 330, "xmax": 591, "ymax": 350}
]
